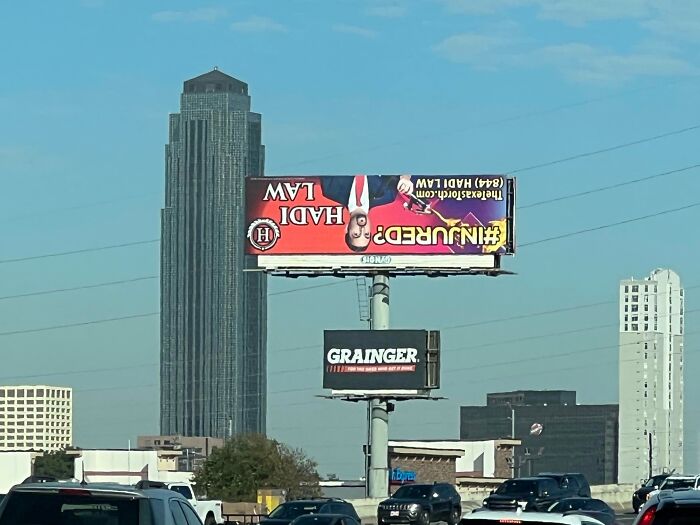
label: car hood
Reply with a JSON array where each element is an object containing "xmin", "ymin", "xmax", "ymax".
[
  {"xmin": 379, "ymin": 498, "xmax": 426, "ymax": 506},
  {"xmin": 260, "ymin": 519, "xmax": 292, "ymax": 525},
  {"xmin": 485, "ymin": 494, "xmax": 535, "ymax": 502},
  {"xmin": 635, "ymin": 487, "xmax": 655, "ymax": 497}
]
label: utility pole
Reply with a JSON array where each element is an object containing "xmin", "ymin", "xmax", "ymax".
[
  {"xmin": 368, "ymin": 274, "xmax": 390, "ymax": 499},
  {"xmin": 648, "ymin": 431, "xmax": 653, "ymax": 479},
  {"xmin": 507, "ymin": 403, "xmax": 515, "ymax": 477}
]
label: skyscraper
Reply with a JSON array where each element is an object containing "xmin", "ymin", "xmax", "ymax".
[
  {"xmin": 618, "ymin": 269, "xmax": 684, "ymax": 483},
  {"xmin": 160, "ymin": 69, "xmax": 267, "ymax": 438}
]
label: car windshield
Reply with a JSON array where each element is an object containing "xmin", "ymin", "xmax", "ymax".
[
  {"xmin": 269, "ymin": 503, "xmax": 323, "ymax": 519},
  {"xmin": 646, "ymin": 476, "xmax": 668, "ymax": 488},
  {"xmin": 662, "ymin": 479, "xmax": 695, "ymax": 490},
  {"xmin": 0, "ymin": 492, "xmax": 141, "ymax": 525},
  {"xmin": 495, "ymin": 480, "xmax": 538, "ymax": 497},
  {"xmin": 392, "ymin": 486, "xmax": 432, "ymax": 499},
  {"xmin": 550, "ymin": 500, "xmax": 587, "ymax": 512},
  {"xmin": 293, "ymin": 517, "xmax": 336, "ymax": 525}
]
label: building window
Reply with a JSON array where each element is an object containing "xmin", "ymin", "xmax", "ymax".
[
  {"xmin": 625, "ymin": 315, "xmax": 629, "ymax": 322},
  {"xmin": 644, "ymin": 324, "xmax": 649, "ymax": 331},
  {"xmin": 625, "ymin": 305, "xmax": 629, "ymax": 312},
  {"xmin": 632, "ymin": 305, "xmax": 639, "ymax": 312},
  {"xmin": 632, "ymin": 324, "xmax": 639, "ymax": 331},
  {"xmin": 632, "ymin": 316, "xmax": 638, "ymax": 322},
  {"xmin": 625, "ymin": 285, "xmax": 629, "ymax": 292},
  {"xmin": 624, "ymin": 324, "xmax": 628, "ymax": 331},
  {"xmin": 632, "ymin": 295, "xmax": 639, "ymax": 302},
  {"xmin": 633, "ymin": 285, "xmax": 639, "ymax": 293}
]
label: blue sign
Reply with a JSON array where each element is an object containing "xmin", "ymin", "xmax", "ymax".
[{"xmin": 391, "ymin": 468, "xmax": 417, "ymax": 484}]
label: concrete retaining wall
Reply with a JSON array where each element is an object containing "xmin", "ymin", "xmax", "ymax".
[{"xmin": 347, "ymin": 484, "xmax": 636, "ymax": 524}]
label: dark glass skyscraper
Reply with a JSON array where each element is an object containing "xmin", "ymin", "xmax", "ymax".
[{"xmin": 160, "ymin": 69, "xmax": 267, "ymax": 438}]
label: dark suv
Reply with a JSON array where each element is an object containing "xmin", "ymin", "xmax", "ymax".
[
  {"xmin": 377, "ymin": 483, "xmax": 461, "ymax": 525},
  {"xmin": 633, "ymin": 474, "xmax": 672, "ymax": 513},
  {"xmin": 0, "ymin": 482, "xmax": 202, "ymax": 525},
  {"xmin": 538, "ymin": 472, "xmax": 591, "ymax": 498},
  {"xmin": 636, "ymin": 487, "xmax": 700, "ymax": 524},
  {"xmin": 262, "ymin": 499, "xmax": 361, "ymax": 525},
  {"xmin": 482, "ymin": 477, "xmax": 561, "ymax": 511}
]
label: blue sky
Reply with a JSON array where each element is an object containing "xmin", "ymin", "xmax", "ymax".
[{"xmin": 1, "ymin": 0, "xmax": 700, "ymax": 477}]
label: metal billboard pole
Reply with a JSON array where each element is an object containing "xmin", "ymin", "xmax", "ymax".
[{"xmin": 368, "ymin": 274, "xmax": 390, "ymax": 499}]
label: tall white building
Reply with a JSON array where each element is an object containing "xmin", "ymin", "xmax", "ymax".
[
  {"xmin": 618, "ymin": 269, "xmax": 684, "ymax": 483},
  {"xmin": 0, "ymin": 386, "xmax": 73, "ymax": 452}
]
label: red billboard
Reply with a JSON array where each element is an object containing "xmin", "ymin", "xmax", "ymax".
[{"xmin": 245, "ymin": 175, "xmax": 515, "ymax": 274}]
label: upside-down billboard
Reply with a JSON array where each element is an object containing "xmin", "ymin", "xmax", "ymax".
[{"xmin": 246, "ymin": 175, "xmax": 515, "ymax": 272}]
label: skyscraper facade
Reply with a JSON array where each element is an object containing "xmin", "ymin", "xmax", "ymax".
[
  {"xmin": 160, "ymin": 69, "xmax": 267, "ymax": 438},
  {"xmin": 618, "ymin": 269, "xmax": 684, "ymax": 483}
]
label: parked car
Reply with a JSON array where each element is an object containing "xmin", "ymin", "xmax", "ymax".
[
  {"xmin": 547, "ymin": 498, "xmax": 616, "ymax": 525},
  {"xmin": 482, "ymin": 477, "xmax": 561, "ymax": 511},
  {"xmin": 645, "ymin": 475, "xmax": 700, "ymax": 503},
  {"xmin": 462, "ymin": 509, "xmax": 605, "ymax": 525},
  {"xmin": 538, "ymin": 473, "xmax": 592, "ymax": 498},
  {"xmin": 636, "ymin": 486, "xmax": 700, "ymax": 524},
  {"xmin": 633, "ymin": 474, "xmax": 671, "ymax": 513},
  {"xmin": 0, "ymin": 481, "xmax": 203, "ymax": 525},
  {"xmin": 377, "ymin": 483, "xmax": 461, "ymax": 525},
  {"xmin": 135, "ymin": 480, "xmax": 224, "ymax": 525},
  {"xmin": 262, "ymin": 499, "xmax": 360, "ymax": 525},
  {"xmin": 290, "ymin": 514, "xmax": 360, "ymax": 525}
]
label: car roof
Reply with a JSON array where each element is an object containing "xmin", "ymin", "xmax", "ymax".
[
  {"xmin": 9, "ymin": 482, "xmax": 187, "ymax": 501},
  {"xmin": 503, "ymin": 477, "xmax": 552, "ymax": 482},
  {"xmin": 294, "ymin": 514, "xmax": 355, "ymax": 519},
  {"xmin": 663, "ymin": 475, "xmax": 699, "ymax": 481},
  {"xmin": 463, "ymin": 510, "xmax": 603, "ymax": 524},
  {"xmin": 285, "ymin": 499, "xmax": 349, "ymax": 504}
]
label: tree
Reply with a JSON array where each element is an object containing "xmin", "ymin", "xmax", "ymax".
[
  {"xmin": 193, "ymin": 434, "xmax": 321, "ymax": 502},
  {"xmin": 34, "ymin": 449, "xmax": 74, "ymax": 479}
]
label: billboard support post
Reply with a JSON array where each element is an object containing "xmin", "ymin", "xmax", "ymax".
[{"xmin": 368, "ymin": 274, "xmax": 390, "ymax": 499}]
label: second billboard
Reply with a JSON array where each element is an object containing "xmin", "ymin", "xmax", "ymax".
[{"xmin": 323, "ymin": 329, "xmax": 440, "ymax": 393}]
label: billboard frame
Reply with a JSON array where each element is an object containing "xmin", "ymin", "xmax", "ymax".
[{"xmin": 246, "ymin": 175, "xmax": 516, "ymax": 278}]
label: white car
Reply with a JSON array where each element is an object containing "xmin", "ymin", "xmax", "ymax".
[
  {"xmin": 462, "ymin": 509, "xmax": 605, "ymax": 525},
  {"xmin": 166, "ymin": 481, "xmax": 225, "ymax": 525},
  {"xmin": 646, "ymin": 475, "xmax": 700, "ymax": 504}
]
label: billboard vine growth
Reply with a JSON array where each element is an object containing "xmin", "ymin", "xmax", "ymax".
[{"xmin": 246, "ymin": 174, "xmax": 515, "ymax": 274}]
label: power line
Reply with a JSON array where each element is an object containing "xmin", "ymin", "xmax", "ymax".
[
  {"xmin": 521, "ymin": 201, "xmax": 700, "ymax": 248},
  {"xmin": 0, "ymin": 312, "xmax": 159, "ymax": 337},
  {"xmin": 0, "ymin": 363, "xmax": 157, "ymax": 382},
  {"xmin": 0, "ymin": 277, "xmax": 350, "ymax": 304},
  {"xmin": 443, "ymin": 324, "xmax": 699, "ymax": 377},
  {"xmin": 276, "ymin": 79, "xmax": 698, "ymax": 170},
  {"xmin": 268, "ymin": 280, "xmax": 351, "ymax": 296},
  {"xmin": 519, "ymin": 163, "xmax": 700, "ymax": 210},
  {"xmin": 0, "ymin": 276, "xmax": 158, "ymax": 301},
  {"xmin": 440, "ymin": 299, "xmax": 614, "ymax": 331},
  {"xmin": 0, "ymin": 239, "xmax": 159, "ymax": 265},
  {"xmin": 507, "ymin": 124, "xmax": 700, "ymax": 175}
]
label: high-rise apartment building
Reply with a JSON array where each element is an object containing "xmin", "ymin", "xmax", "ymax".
[
  {"xmin": 618, "ymin": 269, "xmax": 684, "ymax": 483},
  {"xmin": 0, "ymin": 385, "xmax": 73, "ymax": 451},
  {"xmin": 160, "ymin": 69, "xmax": 267, "ymax": 438}
]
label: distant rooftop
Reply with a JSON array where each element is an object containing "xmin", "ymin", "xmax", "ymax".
[{"xmin": 183, "ymin": 69, "xmax": 248, "ymax": 95}]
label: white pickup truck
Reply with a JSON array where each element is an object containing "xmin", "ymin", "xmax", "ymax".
[{"xmin": 166, "ymin": 481, "xmax": 225, "ymax": 525}]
